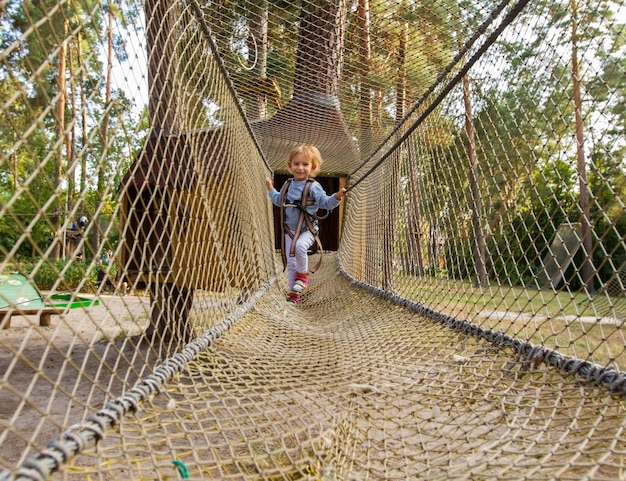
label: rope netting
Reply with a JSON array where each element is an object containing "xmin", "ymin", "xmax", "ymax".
[{"xmin": 1, "ymin": 0, "xmax": 626, "ymax": 479}]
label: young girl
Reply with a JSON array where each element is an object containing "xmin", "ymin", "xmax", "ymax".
[{"xmin": 266, "ymin": 144, "xmax": 347, "ymax": 305}]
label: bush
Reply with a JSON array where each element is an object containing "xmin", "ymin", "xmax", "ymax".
[{"xmin": 17, "ymin": 259, "xmax": 98, "ymax": 292}]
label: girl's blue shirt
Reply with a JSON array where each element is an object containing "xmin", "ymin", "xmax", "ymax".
[{"xmin": 268, "ymin": 179, "xmax": 341, "ymax": 232}]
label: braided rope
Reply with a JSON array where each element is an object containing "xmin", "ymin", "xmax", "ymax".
[
  {"xmin": 3, "ymin": 0, "xmax": 626, "ymax": 478},
  {"xmin": 187, "ymin": 0, "xmax": 271, "ymax": 172},
  {"xmin": 0, "ymin": 277, "xmax": 276, "ymax": 481},
  {"xmin": 338, "ymin": 266, "xmax": 626, "ymax": 397},
  {"xmin": 346, "ymin": 0, "xmax": 531, "ymax": 192}
]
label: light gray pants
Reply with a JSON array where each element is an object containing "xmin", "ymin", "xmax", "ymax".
[{"xmin": 284, "ymin": 230, "xmax": 315, "ymax": 291}]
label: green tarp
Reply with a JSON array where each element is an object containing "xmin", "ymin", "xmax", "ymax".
[
  {"xmin": 0, "ymin": 273, "xmax": 99, "ymax": 310},
  {"xmin": 0, "ymin": 273, "xmax": 45, "ymax": 310}
]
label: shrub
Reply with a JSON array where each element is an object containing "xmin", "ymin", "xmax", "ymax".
[{"xmin": 16, "ymin": 259, "xmax": 97, "ymax": 292}]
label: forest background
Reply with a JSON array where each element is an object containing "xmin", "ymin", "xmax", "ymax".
[{"xmin": 0, "ymin": 0, "xmax": 625, "ymax": 294}]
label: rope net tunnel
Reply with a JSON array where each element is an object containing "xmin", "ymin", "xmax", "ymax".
[{"xmin": 1, "ymin": 0, "xmax": 626, "ymax": 479}]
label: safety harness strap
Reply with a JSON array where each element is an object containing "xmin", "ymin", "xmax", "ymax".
[{"xmin": 279, "ymin": 179, "xmax": 323, "ymax": 273}]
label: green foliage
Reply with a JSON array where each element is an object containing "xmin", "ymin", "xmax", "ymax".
[
  {"xmin": 16, "ymin": 258, "xmax": 98, "ymax": 292},
  {"xmin": 430, "ymin": 0, "xmax": 626, "ymax": 293},
  {"xmin": 1, "ymin": 0, "xmax": 625, "ymax": 302},
  {"xmin": 0, "ymin": 124, "xmax": 57, "ymax": 256},
  {"xmin": 0, "ymin": 0, "xmax": 144, "ymax": 265}
]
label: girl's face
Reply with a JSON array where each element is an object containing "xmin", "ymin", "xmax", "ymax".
[{"xmin": 288, "ymin": 152, "xmax": 315, "ymax": 181}]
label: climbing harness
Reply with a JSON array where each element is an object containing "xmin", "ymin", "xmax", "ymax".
[{"xmin": 279, "ymin": 178, "xmax": 327, "ymax": 273}]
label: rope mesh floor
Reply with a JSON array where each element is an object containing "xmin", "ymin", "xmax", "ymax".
[
  {"xmin": 58, "ymin": 255, "xmax": 626, "ymax": 480},
  {"xmin": 2, "ymin": 0, "xmax": 626, "ymax": 478}
]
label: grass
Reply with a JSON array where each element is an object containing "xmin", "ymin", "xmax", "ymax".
[{"xmin": 394, "ymin": 273, "xmax": 626, "ymax": 370}]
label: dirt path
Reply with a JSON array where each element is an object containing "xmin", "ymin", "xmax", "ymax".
[{"xmin": 0, "ymin": 294, "xmax": 151, "ymax": 469}]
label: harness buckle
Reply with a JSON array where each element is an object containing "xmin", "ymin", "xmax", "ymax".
[{"xmin": 284, "ymin": 200, "xmax": 308, "ymax": 213}]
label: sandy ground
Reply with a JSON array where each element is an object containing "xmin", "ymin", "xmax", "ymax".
[{"xmin": 0, "ymin": 293, "xmax": 152, "ymax": 470}]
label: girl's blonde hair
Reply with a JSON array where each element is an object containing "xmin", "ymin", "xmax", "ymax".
[{"xmin": 288, "ymin": 144, "xmax": 323, "ymax": 177}]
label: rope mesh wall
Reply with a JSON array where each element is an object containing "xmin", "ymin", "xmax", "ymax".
[{"xmin": 1, "ymin": 0, "xmax": 626, "ymax": 479}]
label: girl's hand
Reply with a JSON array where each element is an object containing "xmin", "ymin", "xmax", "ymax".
[
  {"xmin": 334, "ymin": 188, "xmax": 347, "ymax": 200},
  {"xmin": 265, "ymin": 178, "xmax": 274, "ymax": 191}
]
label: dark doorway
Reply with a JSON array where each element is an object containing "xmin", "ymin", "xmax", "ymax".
[{"xmin": 271, "ymin": 174, "xmax": 343, "ymax": 251}]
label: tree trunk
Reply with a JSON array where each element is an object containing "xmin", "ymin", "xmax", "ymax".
[
  {"xmin": 396, "ymin": 7, "xmax": 423, "ymax": 276},
  {"xmin": 79, "ymin": 36, "xmax": 87, "ymax": 196},
  {"xmin": 394, "ymin": 11, "xmax": 407, "ymax": 126},
  {"xmin": 147, "ymin": 283, "xmax": 195, "ymax": 349},
  {"xmin": 462, "ymin": 56, "xmax": 487, "ymax": 287},
  {"xmin": 246, "ymin": 0, "xmax": 268, "ymax": 119},
  {"xmin": 571, "ymin": 0, "xmax": 594, "ymax": 293},
  {"xmin": 68, "ymin": 40, "xmax": 75, "ymax": 209},
  {"xmin": 50, "ymin": 26, "xmax": 68, "ymax": 260},
  {"xmin": 406, "ymin": 139, "xmax": 424, "ymax": 275},
  {"xmin": 12, "ymin": 134, "xmax": 17, "ymax": 190},
  {"xmin": 92, "ymin": 4, "xmax": 114, "ymax": 259},
  {"xmin": 356, "ymin": 0, "xmax": 372, "ymax": 154},
  {"xmin": 65, "ymin": 39, "xmax": 77, "ymax": 261},
  {"xmin": 382, "ymin": 7, "xmax": 410, "ymax": 290},
  {"xmin": 293, "ymin": 0, "xmax": 347, "ymax": 98},
  {"xmin": 143, "ymin": 0, "xmax": 194, "ymax": 345},
  {"xmin": 146, "ymin": 0, "xmax": 178, "ymax": 133}
]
